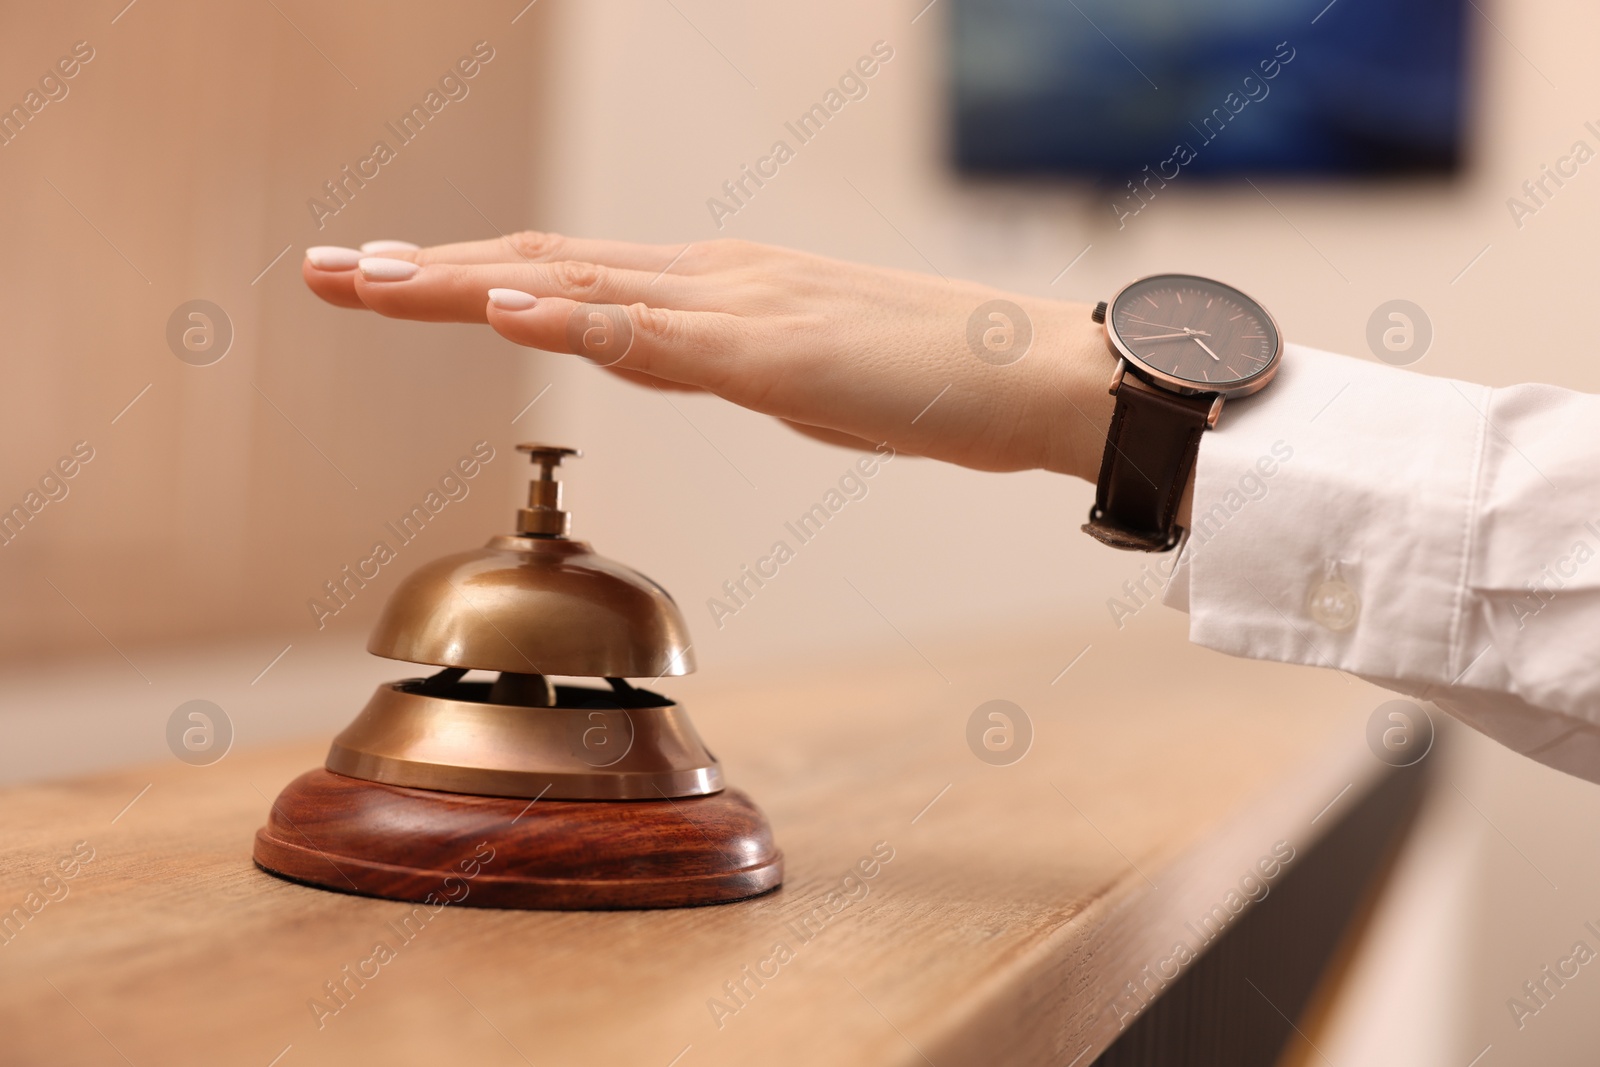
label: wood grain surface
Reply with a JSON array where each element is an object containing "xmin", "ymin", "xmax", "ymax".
[
  {"xmin": 0, "ymin": 613, "xmax": 1388, "ymax": 1066},
  {"xmin": 254, "ymin": 771, "xmax": 783, "ymax": 909}
]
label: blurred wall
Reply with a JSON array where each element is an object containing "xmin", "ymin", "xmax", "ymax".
[
  {"xmin": 0, "ymin": 1, "xmax": 551, "ymax": 662},
  {"xmin": 9, "ymin": 0, "xmax": 1592, "ymax": 682}
]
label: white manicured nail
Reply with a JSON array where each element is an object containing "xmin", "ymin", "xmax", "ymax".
[
  {"xmin": 488, "ymin": 288, "xmax": 538, "ymax": 311},
  {"xmin": 361, "ymin": 240, "xmax": 420, "ymax": 253},
  {"xmin": 358, "ymin": 257, "xmax": 420, "ymax": 281},
  {"xmin": 305, "ymin": 246, "xmax": 362, "ymax": 270}
]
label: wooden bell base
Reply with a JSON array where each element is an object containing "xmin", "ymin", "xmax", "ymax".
[{"xmin": 253, "ymin": 769, "xmax": 783, "ymax": 910}]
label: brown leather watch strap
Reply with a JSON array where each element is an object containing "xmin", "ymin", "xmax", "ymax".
[{"xmin": 1082, "ymin": 379, "xmax": 1214, "ymax": 552}]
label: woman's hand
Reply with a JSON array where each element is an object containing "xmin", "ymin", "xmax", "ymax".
[{"xmin": 302, "ymin": 233, "xmax": 1115, "ymax": 479}]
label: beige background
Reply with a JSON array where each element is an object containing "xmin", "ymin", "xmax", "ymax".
[
  {"xmin": 1, "ymin": 0, "xmax": 1598, "ymax": 1063},
  {"xmin": 0, "ymin": 2, "xmax": 549, "ymax": 659}
]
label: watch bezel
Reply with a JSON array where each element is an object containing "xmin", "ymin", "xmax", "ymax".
[{"xmin": 1102, "ymin": 273, "xmax": 1284, "ymax": 399}]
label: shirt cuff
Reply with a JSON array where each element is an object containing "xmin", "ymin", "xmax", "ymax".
[{"xmin": 1161, "ymin": 344, "xmax": 1488, "ymax": 687}]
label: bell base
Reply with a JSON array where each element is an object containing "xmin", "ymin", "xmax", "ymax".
[{"xmin": 253, "ymin": 769, "xmax": 783, "ymax": 910}]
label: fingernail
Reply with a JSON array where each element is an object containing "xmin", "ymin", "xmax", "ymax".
[
  {"xmin": 359, "ymin": 257, "xmax": 420, "ymax": 281},
  {"xmin": 305, "ymin": 246, "xmax": 363, "ymax": 270},
  {"xmin": 488, "ymin": 288, "xmax": 538, "ymax": 311},
  {"xmin": 361, "ymin": 240, "xmax": 420, "ymax": 254}
]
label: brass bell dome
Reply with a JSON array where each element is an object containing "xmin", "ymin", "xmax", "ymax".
[
  {"xmin": 327, "ymin": 444, "xmax": 719, "ymax": 802},
  {"xmin": 366, "ymin": 445, "xmax": 695, "ymax": 679}
]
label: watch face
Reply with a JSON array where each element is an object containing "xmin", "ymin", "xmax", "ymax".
[{"xmin": 1108, "ymin": 275, "xmax": 1280, "ymax": 393}]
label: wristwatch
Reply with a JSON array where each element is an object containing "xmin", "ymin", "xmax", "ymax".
[{"xmin": 1083, "ymin": 274, "xmax": 1283, "ymax": 551}]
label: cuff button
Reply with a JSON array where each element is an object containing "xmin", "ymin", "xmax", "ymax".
[{"xmin": 1307, "ymin": 576, "xmax": 1360, "ymax": 631}]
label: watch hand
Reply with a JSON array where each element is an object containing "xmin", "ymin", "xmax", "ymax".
[
  {"xmin": 1124, "ymin": 332, "xmax": 1205, "ymax": 342},
  {"xmin": 1123, "ymin": 315, "xmax": 1189, "ymax": 331},
  {"xmin": 1123, "ymin": 315, "xmax": 1210, "ymax": 336},
  {"xmin": 1192, "ymin": 336, "xmax": 1222, "ymax": 361}
]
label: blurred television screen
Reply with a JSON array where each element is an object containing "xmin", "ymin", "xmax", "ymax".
[{"xmin": 950, "ymin": 0, "xmax": 1469, "ymax": 178}]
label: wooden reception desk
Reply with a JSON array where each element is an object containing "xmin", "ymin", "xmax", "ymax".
[{"xmin": 0, "ymin": 615, "xmax": 1415, "ymax": 1066}]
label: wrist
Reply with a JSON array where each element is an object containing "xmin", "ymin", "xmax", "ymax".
[
  {"xmin": 1036, "ymin": 300, "xmax": 1197, "ymax": 532},
  {"xmin": 1033, "ymin": 301, "xmax": 1117, "ymax": 482}
]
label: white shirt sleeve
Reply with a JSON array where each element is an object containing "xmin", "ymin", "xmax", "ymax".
[{"xmin": 1162, "ymin": 344, "xmax": 1600, "ymax": 784}]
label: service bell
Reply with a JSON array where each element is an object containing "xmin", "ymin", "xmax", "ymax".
[{"xmin": 254, "ymin": 445, "xmax": 783, "ymax": 909}]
